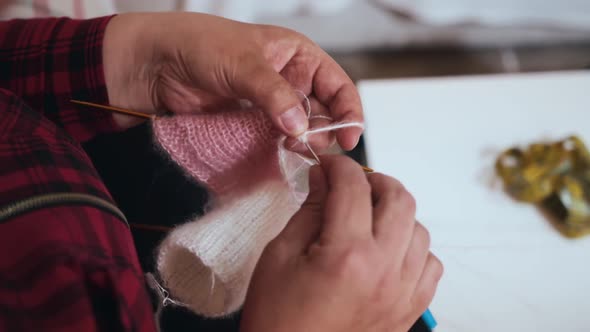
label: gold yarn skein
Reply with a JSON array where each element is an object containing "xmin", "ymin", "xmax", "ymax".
[{"xmin": 496, "ymin": 136, "xmax": 590, "ymax": 238}]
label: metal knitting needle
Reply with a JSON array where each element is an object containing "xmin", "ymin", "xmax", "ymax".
[
  {"xmin": 362, "ymin": 165, "xmax": 374, "ymax": 173},
  {"xmin": 303, "ymin": 140, "xmax": 373, "ymax": 173},
  {"xmin": 304, "ymin": 141, "xmax": 322, "ymax": 165},
  {"xmin": 70, "ymin": 99, "xmax": 154, "ymax": 120},
  {"xmin": 71, "ymin": 99, "xmax": 374, "ymax": 172}
]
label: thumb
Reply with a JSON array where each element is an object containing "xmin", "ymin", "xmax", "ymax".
[
  {"xmin": 231, "ymin": 60, "xmax": 309, "ymax": 137},
  {"xmin": 276, "ymin": 165, "xmax": 328, "ymax": 253}
]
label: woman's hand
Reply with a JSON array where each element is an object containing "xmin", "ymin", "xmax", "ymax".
[
  {"xmin": 241, "ymin": 155, "xmax": 443, "ymax": 332},
  {"xmin": 102, "ymin": 12, "xmax": 363, "ymax": 151}
]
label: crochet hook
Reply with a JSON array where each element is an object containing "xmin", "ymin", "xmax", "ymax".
[{"xmin": 70, "ymin": 99, "xmax": 374, "ymax": 173}]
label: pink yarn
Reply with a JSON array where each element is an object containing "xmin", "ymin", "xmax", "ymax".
[{"xmin": 153, "ymin": 108, "xmax": 283, "ymax": 197}]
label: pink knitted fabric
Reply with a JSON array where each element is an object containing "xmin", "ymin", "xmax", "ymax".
[
  {"xmin": 153, "ymin": 108, "xmax": 281, "ymax": 196},
  {"xmin": 152, "ymin": 106, "xmax": 310, "ymax": 317}
]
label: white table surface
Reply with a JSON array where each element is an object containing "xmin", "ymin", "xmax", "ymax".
[{"xmin": 358, "ymin": 70, "xmax": 590, "ymax": 332}]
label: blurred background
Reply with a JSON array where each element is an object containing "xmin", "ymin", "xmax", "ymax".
[
  {"xmin": 3, "ymin": 0, "xmax": 588, "ymax": 162},
  {"xmin": 4, "ymin": 0, "xmax": 590, "ymax": 48},
  {"xmin": 3, "ymin": 0, "xmax": 589, "ymax": 63}
]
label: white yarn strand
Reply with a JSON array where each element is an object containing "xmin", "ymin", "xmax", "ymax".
[
  {"xmin": 293, "ymin": 92, "xmax": 365, "ymax": 146},
  {"xmin": 295, "ymin": 89, "xmax": 312, "ymax": 118},
  {"xmin": 146, "ymin": 273, "xmax": 189, "ymax": 332},
  {"xmin": 309, "ymin": 114, "xmax": 333, "ymax": 121},
  {"xmin": 297, "ymin": 122, "xmax": 364, "ymax": 144},
  {"xmin": 146, "ymin": 272, "xmax": 186, "ymax": 308},
  {"xmin": 277, "ymin": 93, "xmax": 364, "ymax": 202}
]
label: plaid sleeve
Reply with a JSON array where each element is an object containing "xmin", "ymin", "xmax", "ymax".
[
  {"xmin": 0, "ymin": 16, "xmax": 118, "ymax": 142},
  {"xmin": 0, "ymin": 88, "xmax": 157, "ymax": 331}
]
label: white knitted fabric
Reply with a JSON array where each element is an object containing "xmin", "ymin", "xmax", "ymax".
[
  {"xmin": 156, "ymin": 179, "xmax": 300, "ymax": 316},
  {"xmin": 152, "ymin": 109, "xmax": 311, "ymax": 317}
]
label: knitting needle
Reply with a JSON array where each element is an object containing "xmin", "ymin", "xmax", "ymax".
[
  {"xmin": 361, "ymin": 165, "xmax": 374, "ymax": 173},
  {"xmin": 304, "ymin": 141, "xmax": 322, "ymax": 164},
  {"xmin": 70, "ymin": 99, "xmax": 374, "ymax": 173},
  {"xmin": 70, "ymin": 99, "xmax": 154, "ymax": 120},
  {"xmin": 303, "ymin": 141, "xmax": 373, "ymax": 173}
]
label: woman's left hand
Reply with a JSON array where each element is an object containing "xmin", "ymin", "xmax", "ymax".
[{"xmin": 103, "ymin": 12, "xmax": 363, "ymax": 151}]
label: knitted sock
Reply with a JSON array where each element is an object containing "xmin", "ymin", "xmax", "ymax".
[{"xmin": 152, "ymin": 107, "xmax": 311, "ymax": 317}]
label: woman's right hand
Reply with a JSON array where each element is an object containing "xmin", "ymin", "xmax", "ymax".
[{"xmin": 240, "ymin": 155, "xmax": 443, "ymax": 332}]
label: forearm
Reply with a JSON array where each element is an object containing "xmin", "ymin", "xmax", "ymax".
[{"xmin": 0, "ymin": 16, "xmax": 119, "ymax": 142}]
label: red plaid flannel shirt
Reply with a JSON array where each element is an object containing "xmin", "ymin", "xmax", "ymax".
[{"xmin": 0, "ymin": 16, "xmax": 157, "ymax": 331}]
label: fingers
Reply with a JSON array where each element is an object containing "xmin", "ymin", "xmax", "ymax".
[
  {"xmin": 367, "ymin": 172, "xmax": 440, "ymax": 315},
  {"xmin": 312, "ymin": 52, "xmax": 364, "ymax": 151},
  {"xmin": 230, "ymin": 32, "xmax": 362, "ymax": 150},
  {"xmin": 412, "ymin": 253, "xmax": 444, "ymax": 313},
  {"xmin": 320, "ymin": 155, "xmax": 373, "ymax": 243},
  {"xmin": 284, "ymin": 97, "xmax": 335, "ymax": 156},
  {"xmin": 280, "ymin": 44, "xmax": 364, "ymax": 151},
  {"xmin": 401, "ymin": 222, "xmax": 431, "ymax": 287},
  {"xmin": 368, "ymin": 173, "xmax": 416, "ymax": 258},
  {"xmin": 274, "ymin": 165, "xmax": 328, "ymax": 253},
  {"xmin": 231, "ymin": 59, "xmax": 309, "ymax": 137}
]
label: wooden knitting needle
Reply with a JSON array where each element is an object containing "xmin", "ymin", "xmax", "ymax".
[{"xmin": 70, "ymin": 99, "xmax": 374, "ymax": 173}]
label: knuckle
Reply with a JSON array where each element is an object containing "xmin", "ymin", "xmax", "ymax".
[
  {"xmin": 334, "ymin": 177, "xmax": 371, "ymax": 196},
  {"xmin": 367, "ymin": 172, "xmax": 391, "ymax": 190},
  {"xmin": 382, "ymin": 182, "xmax": 415, "ymax": 215},
  {"xmin": 323, "ymin": 153, "xmax": 351, "ymax": 167},
  {"xmin": 337, "ymin": 183, "xmax": 371, "ymax": 204},
  {"xmin": 332, "ymin": 175, "xmax": 368, "ymax": 193},
  {"xmin": 331, "ymin": 247, "xmax": 368, "ymax": 279}
]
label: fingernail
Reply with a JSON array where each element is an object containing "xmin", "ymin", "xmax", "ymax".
[
  {"xmin": 352, "ymin": 135, "xmax": 360, "ymax": 148},
  {"xmin": 280, "ymin": 106, "xmax": 308, "ymax": 136}
]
